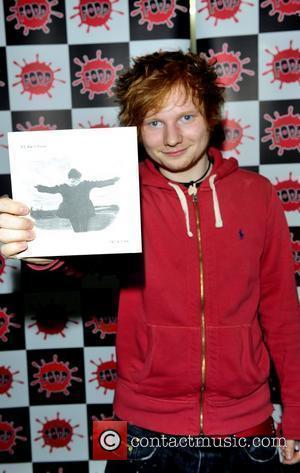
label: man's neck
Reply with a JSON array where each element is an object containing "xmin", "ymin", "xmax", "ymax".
[{"xmin": 158, "ymin": 153, "xmax": 211, "ymax": 183}]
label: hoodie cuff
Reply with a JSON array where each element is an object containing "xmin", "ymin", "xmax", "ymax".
[{"xmin": 26, "ymin": 258, "xmax": 65, "ymax": 271}]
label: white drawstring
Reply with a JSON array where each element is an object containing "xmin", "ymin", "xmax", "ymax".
[
  {"xmin": 209, "ymin": 174, "xmax": 223, "ymax": 228},
  {"xmin": 168, "ymin": 175, "xmax": 223, "ymax": 237},
  {"xmin": 168, "ymin": 182, "xmax": 193, "ymax": 237}
]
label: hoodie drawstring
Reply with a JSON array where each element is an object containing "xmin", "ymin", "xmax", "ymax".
[
  {"xmin": 168, "ymin": 175, "xmax": 223, "ymax": 237},
  {"xmin": 168, "ymin": 182, "xmax": 194, "ymax": 237},
  {"xmin": 208, "ymin": 174, "xmax": 223, "ymax": 228}
]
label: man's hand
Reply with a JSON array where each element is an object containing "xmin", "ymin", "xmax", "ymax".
[
  {"xmin": 281, "ymin": 440, "xmax": 300, "ymax": 464},
  {"xmin": 0, "ymin": 196, "xmax": 35, "ymax": 258}
]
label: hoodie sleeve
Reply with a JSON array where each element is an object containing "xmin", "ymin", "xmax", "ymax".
[{"xmin": 259, "ymin": 184, "xmax": 300, "ymax": 439}]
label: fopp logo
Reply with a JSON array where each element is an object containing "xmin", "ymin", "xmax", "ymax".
[
  {"xmin": 274, "ymin": 173, "xmax": 300, "ymax": 212},
  {"xmin": 0, "ymin": 255, "xmax": 17, "ymax": 284},
  {"xmin": 221, "ymin": 113, "xmax": 254, "ymax": 155},
  {"xmin": 262, "ymin": 106, "xmax": 300, "ymax": 156},
  {"xmin": 71, "ymin": 0, "xmax": 124, "ymax": 32},
  {"xmin": 31, "ymin": 354, "xmax": 82, "ymax": 398},
  {"xmin": 78, "ymin": 115, "xmax": 114, "ymax": 128},
  {"xmin": 0, "ymin": 365, "xmax": 23, "ymax": 397},
  {"xmin": 206, "ymin": 43, "xmax": 255, "ymax": 92},
  {"xmin": 131, "ymin": 0, "xmax": 188, "ymax": 31},
  {"xmin": 16, "ymin": 116, "xmax": 57, "ymax": 131},
  {"xmin": 0, "ymin": 306, "xmax": 21, "ymax": 343},
  {"xmin": 261, "ymin": 0, "xmax": 300, "ymax": 22},
  {"xmin": 72, "ymin": 50, "xmax": 123, "ymax": 99},
  {"xmin": 85, "ymin": 314, "xmax": 117, "ymax": 338},
  {"xmin": 90, "ymin": 353, "xmax": 117, "ymax": 393},
  {"xmin": 198, "ymin": 0, "xmax": 254, "ymax": 26},
  {"xmin": 0, "ymin": 415, "xmax": 27, "ymax": 455},
  {"xmin": 263, "ymin": 40, "xmax": 300, "ymax": 89},
  {"xmin": 35, "ymin": 412, "xmax": 83, "ymax": 452},
  {"xmin": 28, "ymin": 301, "xmax": 78, "ymax": 339},
  {"xmin": 7, "ymin": 0, "xmax": 64, "ymax": 36},
  {"xmin": 13, "ymin": 54, "xmax": 66, "ymax": 100}
]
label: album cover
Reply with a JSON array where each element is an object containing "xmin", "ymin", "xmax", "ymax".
[{"xmin": 8, "ymin": 127, "xmax": 141, "ymax": 257}]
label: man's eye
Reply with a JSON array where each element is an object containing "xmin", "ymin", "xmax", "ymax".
[
  {"xmin": 148, "ymin": 120, "xmax": 162, "ymax": 128},
  {"xmin": 181, "ymin": 114, "xmax": 193, "ymax": 122}
]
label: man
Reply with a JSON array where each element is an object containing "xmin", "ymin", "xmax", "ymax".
[{"xmin": 0, "ymin": 51, "xmax": 299, "ymax": 472}]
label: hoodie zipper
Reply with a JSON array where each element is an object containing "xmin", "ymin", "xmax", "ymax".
[{"xmin": 192, "ymin": 191, "xmax": 206, "ymax": 434}]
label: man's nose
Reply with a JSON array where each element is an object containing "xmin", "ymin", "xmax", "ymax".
[{"xmin": 164, "ymin": 123, "xmax": 183, "ymax": 147}]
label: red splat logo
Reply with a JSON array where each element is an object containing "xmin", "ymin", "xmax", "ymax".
[
  {"xmin": 0, "ymin": 307, "xmax": 21, "ymax": 343},
  {"xmin": 131, "ymin": 0, "xmax": 188, "ymax": 31},
  {"xmin": 290, "ymin": 232, "xmax": 300, "ymax": 275},
  {"xmin": 263, "ymin": 40, "xmax": 300, "ymax": 88},
  {"xmin": 262, "ymin": 106, "xmax": 300, "ymax": 156},
  {"xmin": 13, "ymin": 54, "xmax": 66, "ymax": 100},
  {"xmin": 198, "ymin": 0, "xmax": 254, "ymax": 26},
  {"xmin": 274, "ymin": 173, "xmax": 300, "ymax": 212},
  {"xmin": 16, "ymin": 116, "xmax": 57, "ymax": 131},
  {"xmin": 0, "ymin": 133, "xmax": 8, "ymax": 150},
  {"xmin": 0, "ymin": 255, "xmax": 17, "ymax": 284},
  {"xmin": 71, "ymin": 0, "xmax": 124, "ymax": 32},
  {"xmin": 78, "ymin": 115, "xmax": 114, "ymax": 128},
  {"xmin": 31, "ymin": 354, "xmax": 82, "ymax": 398},
  {"xmin": 7, "ymin": 0, "xmax": 64, "ymax": 36},
  {"xmin": 72, "ymin": 50, "xmax": 123, "ymax": 99},
  {"xmin": 28, "ymin": 301, "xmax": 78, "ymax": 339},
  {"xmin": 261, "ymin": 0, "xmax": 300, "ymax": 22},
  {"xmin": 85, "ymin": 315, "xmax": 117, "ymax": 339},
  {"xmin": 0, "ymin": 366, "xmax": 23, "ymax": 397},
  {"xmin": 0, "ymin": 415, "xmax": 27, "ymax": 454},
  {"xmin": 89, "ymin": 353, "xmax": 117, "ymax": 393},
  {"xmin": 221, "ymin": 113, "xmax": 254, "ymax": 155},
  {"xmin": 35, "ymin": 412, "xmax": 83, "ymax": 452},
  {"xmin": 206, "ymin": 43, "xmax": 255, "ymax": 91}
]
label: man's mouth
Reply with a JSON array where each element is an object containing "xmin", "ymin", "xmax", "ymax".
[{"xmin": 162, "ymin": 147, "xmax": 188, "ymax": 157}]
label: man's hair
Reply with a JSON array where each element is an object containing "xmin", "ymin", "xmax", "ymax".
[{"xmin": 115, "ymin": 50, "xmax": 225, "ymax": 136}]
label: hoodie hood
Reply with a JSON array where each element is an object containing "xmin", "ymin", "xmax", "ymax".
[
  {"xmin": 139, "ymin": 148, "xmax": 239, "ymax": 235},
  {"xmin": 139, "ymin": 147, "xmax": 239, "ymax": 191}
]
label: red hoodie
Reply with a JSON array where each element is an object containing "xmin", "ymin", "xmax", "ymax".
[{"xmin": 114, "ymin": 148, "xmax": 300, "ymax": 438}]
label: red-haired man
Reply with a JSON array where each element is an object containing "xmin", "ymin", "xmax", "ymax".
[{"xmin": 1, "ymin": 51, "xmax": 299, "ymax": 472}]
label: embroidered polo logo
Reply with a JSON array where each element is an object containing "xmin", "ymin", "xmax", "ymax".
[{"xmin": 239, "ymin": 229, "xmax": 245, "ymax": 239}]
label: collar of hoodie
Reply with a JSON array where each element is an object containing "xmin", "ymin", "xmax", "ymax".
[
  {"xmin": 140, "ymin": 148, "xmax": 238, "ymax": 238},
  {"xmin": 169, "ymin": 174, "xmax": 223, "ymax": 237},
  {"xmin": 168, "ymin": 174, "xmax": 223, "ymax": 237}
]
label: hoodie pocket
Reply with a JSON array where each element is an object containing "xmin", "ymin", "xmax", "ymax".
[
  {"xmin": 212, "ymin": 322, "xmax": 270, "ymax": 404},
  {"xmin": 132, "ymin": 324, "xmax": 200, "ymax": 399}
]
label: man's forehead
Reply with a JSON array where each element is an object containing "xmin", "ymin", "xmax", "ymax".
[{"xmin": 144, "ymin": 88, "xmax": 200, "ymax": 117}]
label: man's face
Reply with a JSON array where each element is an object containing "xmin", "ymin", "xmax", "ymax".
[{"xmin": 140, "ymin": 86, "xmax": 210, "ymax": 181}]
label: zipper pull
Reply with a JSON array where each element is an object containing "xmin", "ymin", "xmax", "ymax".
[{"xmin": 188, "ymin": 183, "xmax": 198, "ymax": 202}]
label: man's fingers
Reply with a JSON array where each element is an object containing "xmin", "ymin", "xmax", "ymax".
[
  {"xmin": 0, "ymin": 196, "xmax": 29, "ymax": 216},
  {"xmin": 282, "ymin": 451, "xmax": 300, "ymax": 465},
  {"xmin": 0, "ymin": 213, "xmax": 34, "ymax": 231},
  {"xmin": 281, "ymin": 440, "xmax": 300, "ymax": 464},
  {"xmin": 0, "ymin": 241, "xmax": 28, "ymax": 258},
  {"xmin": 0, "ymin": 228, "xmax": 35, "ymax": 244}
]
